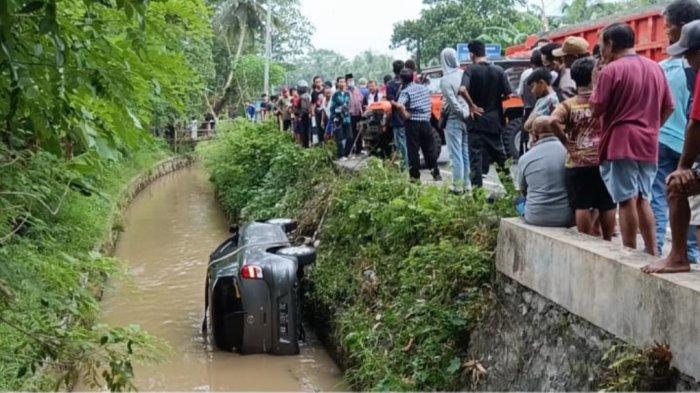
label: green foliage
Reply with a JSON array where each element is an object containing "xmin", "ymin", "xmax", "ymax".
[
  {"xmin": 391, "ymin": 0, "xmax": 543, "ymax": 66},
  {"xmin": 0, "ymin": 147, "xmax": 169, "ymax": 390},
  {"xmin": 200, "ymin": 120, "xmax": 518, "ymax": 391},
  {"xmin": 599, "ymin": 343, "xmax": 677, "ymax": 392},
  {"xmin": 286, "ymin": 49, "xmax": 396, "ymax": 89},
  {"xmin": 198, "ymin": 119, "xmax": 334, "ymax": 223},
  {"xmin": 230, "ymin": 55, "xmax": 285, "ymax": 106},
  {"xmin": 0, "ymin": 0, "xmax": 214, "ymax": 157}
]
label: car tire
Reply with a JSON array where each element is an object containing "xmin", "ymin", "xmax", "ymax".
[
  {"xmin": 276, "ymin": 246, "xmax": 316, "ymax": 267},
  {"xmin": 211, "ymin": 282, "xmax": 237, "ymax": 351},
  {"xmin": 502, "ymin": 117, "xmax": 523, "ymax": 160},
  {"xmin": 431, "ymin": 126, "xmax": 443, "ymax": 161},
  {"xmin": 266, "ymin": 218, "xmax": 298, "ymax": 233}
]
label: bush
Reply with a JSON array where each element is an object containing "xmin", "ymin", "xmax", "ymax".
[
  {"xmin": 199, "ymin": 120, "xmax": 516, "ymax": 391},
  {"xmin": 0, "ymin": 146, "xmax": 169, "ymax": 390}
]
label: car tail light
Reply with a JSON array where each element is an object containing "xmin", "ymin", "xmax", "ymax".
[{"xmin": 242, "ymin": 265, "xmax": 264, "ymax": 279}]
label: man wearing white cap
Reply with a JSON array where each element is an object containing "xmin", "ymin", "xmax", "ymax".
[
  {"xmin": 552, "ymin": 36, "xmax": 590, "ymax": 100},
  {"xmin": 644, "ymin": 19, "xmax": 700, "ymax": 273}
]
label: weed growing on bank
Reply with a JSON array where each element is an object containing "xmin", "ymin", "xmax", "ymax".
[
  {"xmin": 0, "ymin": 146, "xmax": 169, "ymax": 390},
  {"xmin": 200, "ymin": 120, "xmax": 516, "ymax": 391}
]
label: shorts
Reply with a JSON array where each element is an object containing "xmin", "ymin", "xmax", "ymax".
[
  {"xmin": 566, "ymin": 166, "xmax": 616, "ymax": 212},
  {"xmin": 690, "ymin": 195, "xmax": 700, "ymax": 226},
  {"xmin": 600, "ymin": 159, "xmax": 657, "ymax": 204}
]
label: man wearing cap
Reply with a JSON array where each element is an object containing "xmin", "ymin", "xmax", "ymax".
[
  {"xmin": 590, "ymin": 23, "xmax": 675, "ymax": 256},
  {"xmin": 651, "ymin": 0, "xmax": 700, "ymax": 261},
  {"xmin": 645, "ymin": 19, "xmax": 700, "ymax": 273},
  {"xmin": 552, "ymin": 36, "xmax": 589, "ymax": 100}
]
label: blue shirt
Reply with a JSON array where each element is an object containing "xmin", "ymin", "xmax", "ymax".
[
  {"xmin": 398, "ymin": 82, "xmax": 432, "ymax": 123},
  {"xmin": 660, "ymin": 58, "xmax": 690, "ymax": 154}
]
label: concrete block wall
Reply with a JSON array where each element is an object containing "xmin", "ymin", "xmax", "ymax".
[{"xmin": 496, "ymin": 218, "xmax": 700, "ymax": 381}]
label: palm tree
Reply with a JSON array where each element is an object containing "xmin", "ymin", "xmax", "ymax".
[{"xmin": 211, "ymin": 0, "xmax": 267, "ymax": 113}]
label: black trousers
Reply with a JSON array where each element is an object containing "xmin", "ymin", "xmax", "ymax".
[
  {"xmin": 351, "ymin": 115, "xmax": 363, "ymax": 153},
  {"xmin": 406, "ymin": 120, "xmax": 438, "ymax": 180},
  {"xmin": 469, "ymin": 128, "xmax": 507, "ymax": 188}
]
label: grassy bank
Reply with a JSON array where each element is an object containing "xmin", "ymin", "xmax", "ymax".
[
  {"xmin": 199, "ymin": 120, "xmax": 516, "ymax": 390},
  {"xmin": 0, "ymin": 145, "xmax": 171, "ymax": 390}
]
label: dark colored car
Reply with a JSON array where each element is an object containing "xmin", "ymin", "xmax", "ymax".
[{"xmin": 203, "ymin": 218, "xmax": 316, "ymax": 355}]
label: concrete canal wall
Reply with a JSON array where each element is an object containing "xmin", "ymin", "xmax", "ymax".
[{"xmin": 468, "ymin": 218, "xmax": 700, "ymax": 390}]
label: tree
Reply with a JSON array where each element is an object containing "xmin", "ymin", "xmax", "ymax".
[
  {"xmin": 391, "ymin": 0, "xmax": 542, "ymax": 66},
  {"xmin": 391, "ymin": 19, "xmax": 428, "ymax": 69}
]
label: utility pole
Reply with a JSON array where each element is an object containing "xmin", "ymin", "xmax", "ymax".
[
  {"xmin": 540, "ymin": 0, "xmax": 550, "ymax": 33},
  {"xmin": 263, "ymin": 0, "xmax": 272, "ymax": 97}
]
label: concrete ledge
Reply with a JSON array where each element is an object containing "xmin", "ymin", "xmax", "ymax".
[{"xmin": 496, "ymin": 218, "xmax": 700, "ymax": 380}]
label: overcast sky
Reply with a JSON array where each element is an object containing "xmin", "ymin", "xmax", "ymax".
[{"xmin": 299, "ymin": 0, "xmax": 566, "ymax": 59}]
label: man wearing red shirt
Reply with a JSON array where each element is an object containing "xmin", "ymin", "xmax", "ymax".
[
  {"xmin": 590, "ymin": 23, "xmax": 675, "ymax": 255},
  {"xmin": 644, "ymin": 20, "xmax": 700, "ymax": 273}
]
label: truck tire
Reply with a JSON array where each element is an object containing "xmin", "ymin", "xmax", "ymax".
[
  {"xmin": 431, "ymin": 126, "xmax": 443, "ymax": 162},
  {"xmin": 502, "ymin": 118, "xmax": 523, "ymax": 160},
  {"xmin": 276, "ymin": 246, "xmax": 316, "ymax": 267}
]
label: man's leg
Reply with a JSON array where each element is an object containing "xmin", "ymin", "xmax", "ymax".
[
  {"xmin": 334, "ymin": 124, "xmax": 345, "ymax": 158},
  {"xmin": 619, "ymin": 197, "xmax": 640, "ymax": 250},
  {"xmin": 418, "ymin": 122, "xmax": 440, "ymax": 176},
  {"xmin": 599, "ymin": 209, "xmax": 617, "ymax": 241},
  {"xmin": 445, "ymin": 119, "xmax": 464, "ymax": 189},
  {"xmin": 601, "ymin": 160, "xmax": 641, "ymax": 251},
  {"xmin": 575, "ymin": 209, "xmax": 594, "ymax": 235},
  {"xmin": 460, "ymin": 123, "xmax": 471, "ymax": 190},
  {"xmin": 405, "ymin": 122, "xmax": 421, "ymax": 180},
  {"xmin": 469, "ymin": 131, "xmax": 484, "ymax": 188},
  {"xmin": 393, "ymin": 126, "xmax": 407, "ymax": 170},
  {"xmin": 638, "ymin": 197, "xmax": 657, "ymax": 255},
  {"xmin": 636, "ymin": 162, "xmax": 658, "ymax": 255},
  {"xmin": 642, "ymin": 182, "xmax": 694, "ymax": 273},
  {"xmin": 651, "ymin": 143, "xmax": 677, "ymax": 254}
]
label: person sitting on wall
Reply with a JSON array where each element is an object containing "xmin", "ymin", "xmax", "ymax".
[{"xmin": 516, "ymin": 116, "xmax": 573, "ymax": 228}]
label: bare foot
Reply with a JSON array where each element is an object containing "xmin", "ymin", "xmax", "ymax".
[{"xmin": 641, "ymin": 257, "xmax": 691, "ymax": 274}]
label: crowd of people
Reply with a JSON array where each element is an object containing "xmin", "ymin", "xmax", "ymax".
[
  {"xmin": 245, "ymin": 0, "xmax": 700, "ymax": 274},
  {"xmin": 515, "ymin": 0, "xmax": 700, "ymax": 275}
]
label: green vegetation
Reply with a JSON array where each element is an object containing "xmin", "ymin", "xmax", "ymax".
[
  {"xmin": 1, "ymin": 0, "xmax": 213, "ymax": 389},
  {"xmin": 0, "ymin": 147, "xmax": 169, "ymax": 390},
  {"xmin": 600, "ymin": 343, "xmax": 678, "ymax": 391},
  {"xmin": 199, "ymin": 120, "xmax": 516, "ymax": 390}
]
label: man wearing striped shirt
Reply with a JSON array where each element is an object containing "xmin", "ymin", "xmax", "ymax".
[{"xmin": 392, "ymin": 68, "xmax": 442, "ymax": 182}]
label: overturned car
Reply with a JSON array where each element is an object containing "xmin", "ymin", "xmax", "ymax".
[{"xmin": 203, "ymin": 218, "xmax": 316, "ymax": 355}]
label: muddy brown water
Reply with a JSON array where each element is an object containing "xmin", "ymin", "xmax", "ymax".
[{"xmin": 86, "ymin": 166, "xmax": 344, "ymax": 391}]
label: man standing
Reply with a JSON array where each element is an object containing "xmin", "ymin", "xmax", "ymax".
[
  {"xmin": 651, "ymin": 0, "xmax": 700, "ymax": 258},
  {"xmin": 439, "ymin": 48, "xmax": 471, "ymax": 194},
  {"xmin": 363, "ymin": 80, "xmax": 382, "ymax": 108},
  {"xmin": 346, "ymin": 73, "xmax": 364, "ymax": 155},
  {"xmin": 590, "ymin": 23, "xmax": 675, "ymax": 255},
  {"xmin": 330, "ymin": 77, "xmax": 353, "ymax": 160},
  {"xmin": 311, "ymin": 75, "xmax": 325, "ymax": 145},
  {"xmin": 459, "ymin": 40, "xmax": 511, "ymax": 188},
  {"xmin": 552, "ymin": 36, "xmax": 590, "ymax": 100},
  {"xmin": 386, "ymin": 60, "xmax": 408, "ymax": 168},
  {"xmin": 393, "ymin": 68, "xmax": 442, "ymax": 183},
  {"xmin": 644, "ymin": 19, "xmax": 700, "ymax": 273},
  {"xmin": 276, "ymin": 88, "xmax": 292, "ymax": 131}
]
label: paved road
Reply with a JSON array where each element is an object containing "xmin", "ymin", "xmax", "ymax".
[{"xmin": 338, "ymin": 146, "xmax": 509, "ymax": 192}]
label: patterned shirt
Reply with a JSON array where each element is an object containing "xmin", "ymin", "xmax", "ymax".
[
  {"xmin": 532, "ymin": 91, "xmax": 559, "ymax": 118},
  {"xmin": 398, "ymin": 82, "xmax": 431, "ymax": 122},
  {"xmin": 551, "ymin": 90, "xmax": 602, "ymax": 167}
]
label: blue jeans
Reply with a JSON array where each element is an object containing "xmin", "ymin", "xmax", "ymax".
[
  {"xmin": 445, "ymin": 118, "xmax": 471, "ymax": 189},
  {"xmin": 651, "ymin": 142, "xmax": 698, "ymax": 261},
  {"xmin": 393, "ymin": 126, "xmax": 408, "ymax": 169}
]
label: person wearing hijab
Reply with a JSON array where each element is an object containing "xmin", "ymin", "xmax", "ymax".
[{"xmin": 439, "ymin": 48, "xmax": 471, "ymax": 194}]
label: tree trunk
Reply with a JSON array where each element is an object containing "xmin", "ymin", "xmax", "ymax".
[{"xmin": 212, "ymin": 26, "xmax": 248, "ymax": 116}]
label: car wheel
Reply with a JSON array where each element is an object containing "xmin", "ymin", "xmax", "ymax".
[
  {"xmin": 211, "ymin": 282, "xmax": 237, "ymax": 351},
  {"xmin": 502, "ymin": 117, "xmax": 523, "ymax": 160},
  {"xmin": 276, "ymin": 246, "xmax": 316, "ymax": 267},
  {"xmin": 266, "ymin": 218, "xmax": 298, "ymax": 233},
  {"xmin": 431, "ymin": 127, "xmax": 443, "ymax": 161}
]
